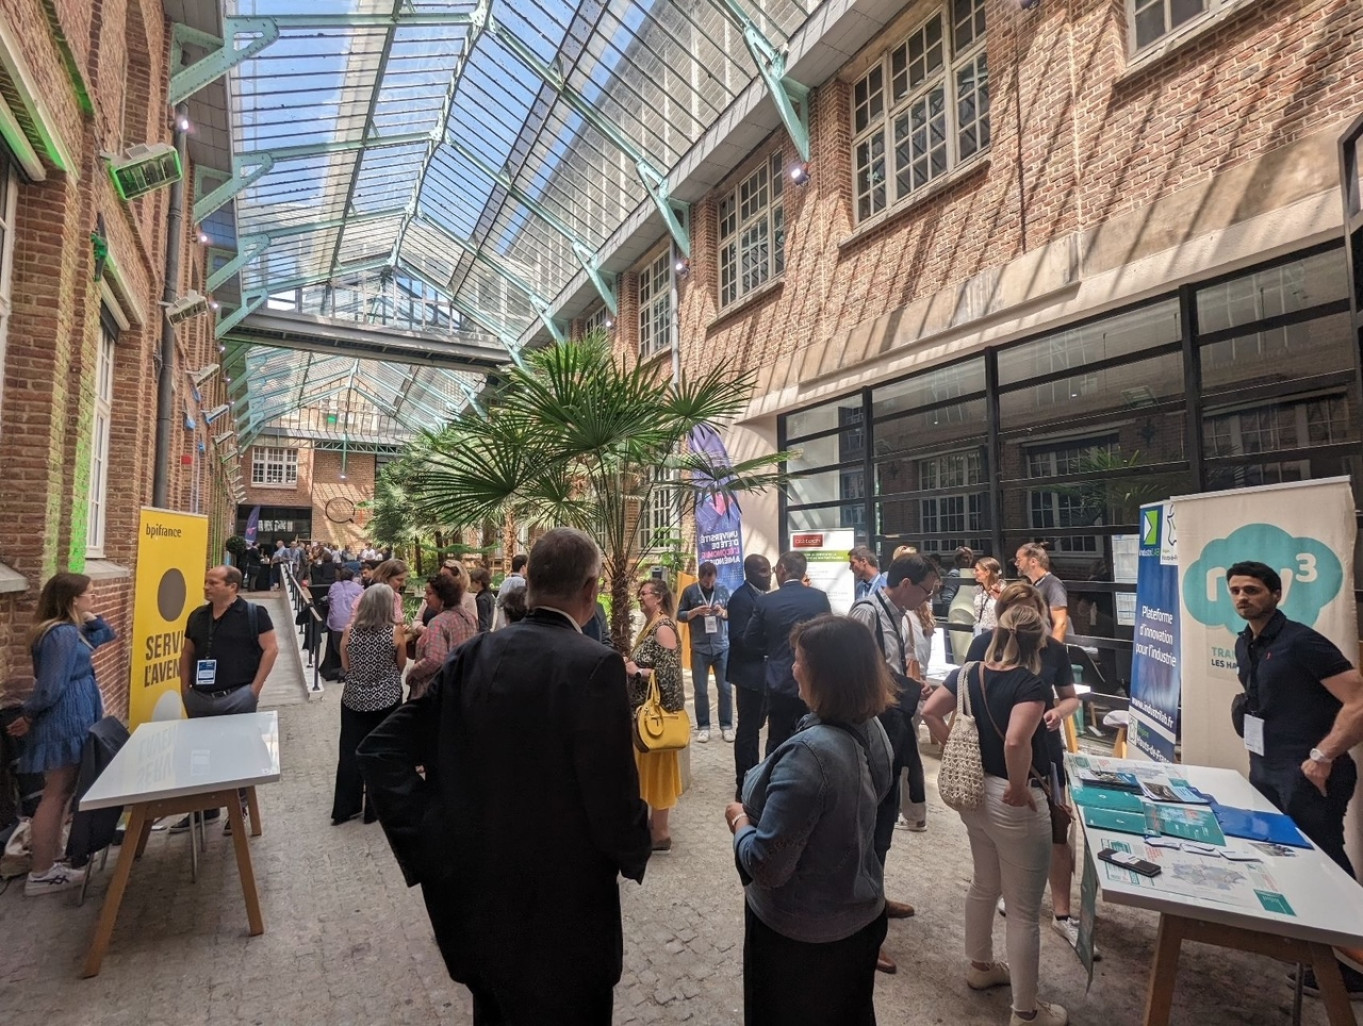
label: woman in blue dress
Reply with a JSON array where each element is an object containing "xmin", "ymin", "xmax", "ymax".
[{"xmin": 5, "ymin": 572, "xmax": 117, "ymax": 895}]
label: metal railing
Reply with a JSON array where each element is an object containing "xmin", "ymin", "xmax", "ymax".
[{"xmin": 282, "ymin": 566, "xmax": 324, "ymax": 694}]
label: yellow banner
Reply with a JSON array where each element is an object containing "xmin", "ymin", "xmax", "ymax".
[{"xmin": 128, "ymin": 508, "xmax": 209, "ymax": 728}]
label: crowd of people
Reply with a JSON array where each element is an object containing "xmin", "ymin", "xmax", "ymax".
[{"xmin": 4, "ymin": 525, "xmax": 1363, "ymax": 1024}]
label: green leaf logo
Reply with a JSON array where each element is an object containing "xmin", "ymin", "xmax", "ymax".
[{"xmin": 1141, "ymin": 507, "xmax": 1160, "ymax": 548}]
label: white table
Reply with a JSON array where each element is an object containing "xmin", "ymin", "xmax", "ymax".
[
  {"xmin": 1071, "ymin": 756, "xmax": 1363, "ymax": 1025},
  {"xmin": 78, "ymin": 711, "xmax": 281, "ymax": 977}
]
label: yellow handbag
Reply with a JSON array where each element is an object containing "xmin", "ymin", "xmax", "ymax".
[{"xmin": 634, "ymin": 672, "xmax": 691, "ymax": 753}]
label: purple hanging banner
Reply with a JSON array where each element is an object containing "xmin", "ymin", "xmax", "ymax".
[
  {"xmin": 689, "ymin": 424, "xmax": 745, "ymax": 594},
  {"xmin": 244, "ymin": 505, "xmax": 261, "ymax": 546}
]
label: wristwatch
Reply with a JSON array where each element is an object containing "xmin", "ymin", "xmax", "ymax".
[{"xmin": 1309, "ymin": 747, "xmax": 1333, "ymax": 764}]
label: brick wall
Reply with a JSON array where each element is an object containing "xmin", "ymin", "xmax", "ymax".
[
  {"xmin": 310, "ymin": 449, "xmax": 377, "ymax": 550},
  {"xmin": 0, "ymin": 0, "xmax": 235, "ymax": 721}
]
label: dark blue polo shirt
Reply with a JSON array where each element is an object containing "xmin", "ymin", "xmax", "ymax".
[{"xmin": 1234, "ymin": 610, "xmax": 1351, "ymax": 762}]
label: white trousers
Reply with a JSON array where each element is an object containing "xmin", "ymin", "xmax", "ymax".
[{"xmin": 958, "ymin": 776, "xmax": 1052, "ymax": 1012}]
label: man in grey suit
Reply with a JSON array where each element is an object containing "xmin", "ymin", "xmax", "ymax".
[{"xmin": 742, "ymin": 550, "xmax": 831, "ymax": 754}]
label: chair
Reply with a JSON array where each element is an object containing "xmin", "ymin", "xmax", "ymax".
[{"xmin": 1103, "ymin": 710, "xmax": 1130, "ymax": 758}]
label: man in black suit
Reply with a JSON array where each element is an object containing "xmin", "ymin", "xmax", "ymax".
[
  {"xmin": 727, "ymin": 553, "xmax": 772, "ymax": 799},
  {"xmin": 358, "ymin": 528, "xmax": 651, "ymax": 1026},
  {"xmin": 742, "ymin": 550, "xmax": 832, "ymax": 754}
]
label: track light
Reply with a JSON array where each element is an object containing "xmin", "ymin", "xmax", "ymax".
[
  {"xmin": 166, "ymin": 290, "xmax": 210, "ymax": 324},
  {"xmin": 204, "ymin": 404, "xmax": 231, "ymax": 425},
  {"xmin": 191, "ymin": 365, "xmax": 220, "ymax": 386},
  {"xmin": 177, "ymin": 115, "xmax": 191, "ymax": 132},
  {"xmin": 674, "ymin": 258, "xmax": 690, "ymax": 278},
  {"xmin": 789, "ymin": 162, "xmax": 810, "ymax": 186},
  {"xmin": 214, "ymin": 430, "xmax": 235, "ymax": 445}
]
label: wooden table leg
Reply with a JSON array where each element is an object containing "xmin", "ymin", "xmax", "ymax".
[
  {"xmin": 245, "ymin": 785, "xmax": 262, "ymax": 837},
  {"xmin": 1143, "ymin": 913, "xmax": 1186, "ymax": 1026},
  {"xmin": 1309, "ymin": 942, "xmax": 1359, "ymax": 1026},
  {"xmin": 82, "ymin": 805, "xmax": 147, "ymax": 978},
  {"xmin": 132, "ymin": 812, "xmax": 154, "ymax": 859},
  {"xmin": 1062, "ymin": 715, "xmax": 1079, "ymax": 755},
  {"xmin": 226, "ymin": 799, "xmax": 264, "ymax": 936}
]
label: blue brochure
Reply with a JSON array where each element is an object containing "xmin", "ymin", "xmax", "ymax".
[{"xmin": 1209, "ymin": 802, "xmax": 1312, "ymax": 849}]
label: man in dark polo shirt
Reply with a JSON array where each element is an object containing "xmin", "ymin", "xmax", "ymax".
[
  {"xmin": 726, "ymin": 553, "xmax": 771, "ymax": 800},
  {"xmin": 1230, "ymin": 560, "xmax": 1363, "ymax": 998},
  {"xmin": 174, "ymin": 565, "xmax": 279, "ymax": 831}
]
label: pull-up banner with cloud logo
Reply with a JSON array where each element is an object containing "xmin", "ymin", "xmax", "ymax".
[{"xmin": 1175, "ymin": 478, "xmax": 1355, "ymax": 774}]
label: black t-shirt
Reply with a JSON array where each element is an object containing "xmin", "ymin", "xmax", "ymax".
[
  {"xmin": 966, "ymin": 631, "xmax": 1069, "ymax": 766},
  {"xmin": 944, "ymin": 664, "xmax": 1050, "ymax": 781},
  {"xmin": 1235, "ymin": 610, "xmax": 1352, "ymax": 763},
  {"xmin": 184, "ymin": 597, "xmax": 273, "ymax": 693}
]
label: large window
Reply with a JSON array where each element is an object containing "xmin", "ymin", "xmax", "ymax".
[
  {"xmin": 251, "ymin": 446, "xmax": 299, "ymax": 487},
  {"xmin": 86, "ymin": 321, "xmax": 116, "ymax": 557},
  {"xmin": 638, "ymin": 470, "xmax": 680, "ymax": 554},
  {"xmin": 851, "ymin": 0, "xmax": 989, "ymax": 223},
  {"xmin": 638, "ymin": 251, "xmax": 671, "ymax": 358},
  {"xmin": 0, "ymin": 151, "xmax": 15, "ymax": 436},
  {"xmin": 718, "ymin": 153, "xmax": 785, "ymax": 308}
]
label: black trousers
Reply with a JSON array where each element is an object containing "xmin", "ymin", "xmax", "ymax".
[
  {"xmin": 469, "ymin": 978, "xmax": 612, "ymax": 1026},
  {"xmin": 765, "ymin": 693, "xmax": 809, "ymax": 757},
  {"xmin": 743, "ymin": 903, "xmax": 886, "ymax": 1026},
  {"xmin": 734, "ymin": 685, "xmax": 768, "ymax": 799},
  {"xmin": 320, "ymin": 626, "xmax": 345, "ymax": 681},
  {"xmin": 1251, "ymin": 753, "xmax": 1357, "ymax": 877},
  {"xmin": 332, "ymin": 701, "xmax": 399, "ymax": 822}
]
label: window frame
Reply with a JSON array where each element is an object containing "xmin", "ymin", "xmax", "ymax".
[
  {"xmin": 718, "ymin": 152, "xmax": 786, "ymax": 309},
  {"xmin": 850, "ymin": 0, "xmax": 990, "ymax": 225},
  {"xmin": 85, "ymin": 322, "xmax": 116, "ymax": 558},
  {"xmin": 250, "ymin": 446, "xmax": 300, "ymax": 488},
  {"xmin": 638, "ymin": 250, "xmax": 672, "ymax": 359}
]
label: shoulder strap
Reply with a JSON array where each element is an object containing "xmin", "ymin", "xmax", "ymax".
[
  {"xmin": 977, "ymin": 664, "xmax": 1049, "ymax": 787},
  {"xmin": 246, "ymin": 602, "xmax": 263, "ymax": 654},
  {"xmin": 957, "ymin": 661, "xmax": 976, "ymax": 719}
]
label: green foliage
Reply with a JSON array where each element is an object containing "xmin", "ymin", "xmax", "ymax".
[
  {"xmin": 225, "ymin": 535, "xmax": 248, "ymax": 557},
  {"xmin": 400, "ymin": 334, "xmax": 786, "ymax": 650}
]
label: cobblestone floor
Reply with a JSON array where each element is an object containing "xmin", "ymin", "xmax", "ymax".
[{"xmin": 0, "ymin": 606, "xmax": 1337, "ymax": 1025}]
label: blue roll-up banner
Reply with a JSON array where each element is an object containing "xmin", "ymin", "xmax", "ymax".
[
  {"xmin": 1129, "ymin": 501, "xmax": 1180, "ymax": 762},
  {"xmin": 689, "ymin": 424, "xmax": 745, "ymax": 594},
  {"xmin": 244, "ymin": 505, "xmax": 261, "ymax": 547}
]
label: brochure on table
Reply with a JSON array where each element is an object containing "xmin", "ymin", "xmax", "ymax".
[{"xmin": 1067, "ymin": 754, "xmax": 1303, "ymax": 917}]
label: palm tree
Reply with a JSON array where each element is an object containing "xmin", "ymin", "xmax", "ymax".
[{"xmin": 406, "ymin": 334, "xmax": 785, "ymax": 650}]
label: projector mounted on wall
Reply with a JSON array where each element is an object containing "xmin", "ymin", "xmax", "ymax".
[
  {"xmin": 107, "ymin": 143, "xmax": 183, "ymax": 201},
  {"xmin": 167, "ymin": 291, "xmax": 211, "ymax": 325},
  {"xmin": 204, "ymin": 404, "xmax": 231, "ymax": 425}
]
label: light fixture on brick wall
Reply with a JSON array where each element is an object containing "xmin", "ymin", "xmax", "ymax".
[
  {"xmin": 789, "ymin": 162, "xmax": 810, "ymax": 186},
  {"xmin": 214, "ymin": 430, "xmax": 235, "ymax": 446},
  {"xmin": 106, "ymin": 143, "xmax": 183, "ymax": 201},
  {"xmin": 204, "ymin": 404, "xmax": 231, "ymax": 425},
  {"xmin": 166, "ymin": 291, "xmax": 211, "ymax": 325},
  {"xmin": 674, "ymin": 257, "xmax": 690, "ymax": 278},
  {"xmin": 191, "ymin": 364, "xmax": 220, "ymax": 386}
]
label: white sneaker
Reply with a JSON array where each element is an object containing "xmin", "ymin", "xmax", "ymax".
[
  {"xmin": 895, "ymin": 813, "xmax": 909, "ymax": 830},
  {"xmin": 721, "ymin": 728, "xmax": 735, "ymax": 743},
  {"xmin": 25, "ymin": 863, "xmax": 85, "ymax": 896},
  {"xmin": 1009, "ymin": 999, "xmax": 1067, "ymax": 1026},
  {"xmin": 1051, "ymin": 916, "xmax": 1101, "ymax": 961},
  {"xmin": 997, "ymin": 896, "xmax": 1007, "ymax": 917},
  {"xmin": 696, "ymin": 730, "xmax": 710, "ymax": 743},
  {"xmin": 966, "ymin": 961, "xmax": 1010, "ymax": 990}
]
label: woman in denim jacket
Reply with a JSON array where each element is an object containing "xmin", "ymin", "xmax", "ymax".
[{"xmin": 725, "ymin": 614, "xmax": 895, "ymax": 1026}]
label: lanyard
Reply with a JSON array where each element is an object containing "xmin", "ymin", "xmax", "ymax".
[
  {"xmin": 204, "ymin": 602, "xmax": 232, "ymax": 659},
  {"xmin": 700, "ymin": 586, "xmax": 715, "ymax": 606}
]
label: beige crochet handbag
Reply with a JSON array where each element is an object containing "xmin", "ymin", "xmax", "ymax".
[{"xmin": 938, "ymin": 661, "xmax": 986, "ymax": 812}]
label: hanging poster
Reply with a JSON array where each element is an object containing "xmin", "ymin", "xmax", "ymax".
[
  {"xmin": 128, "ymin": 508, "xmax": 209, "ymax": 727},
  {"xmin": 244, "ymin": 505, "xmax": 261, "ymax": 547},
  {"xmin": 1176, "ymin": 478, "xmax": 1355, "ymax": 775},
  {"xmin": 689, "ymin": 424, "xmax": 745, "ymax": 594},
  {"xmin": 1128, "ymin": 502, "xmax": 1180, "ymax": 762},
  {"xmin": 790, "ymin": 529, "xmax": 856, "ymax": 612}
]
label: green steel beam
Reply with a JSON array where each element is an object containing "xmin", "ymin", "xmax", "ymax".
[
  {"xmin": 354, "ymin": 384, "xmax": 449, "ymax": 430},
  {"xmin": 485, "ymin": 13, "xmax": 691, "ymax": 258},
  {"xmin": 170, "ymin": 13, "xmax": 479, "ymax": 105},
  {"xmin": 446, "ymin": 139, "xmax": 617, "ymax": 315},
  {"xmin": 193, "ymin": 132, "xmax": 433, "ymax": 223},
  {"xmin": 206, "ymin": 208, "xmax": 407, "ymax": 293},
  {"xmin": 418, "ymin": 214, "xmax": 564, "ymax": 343},
  {"xmin": 707, "ymin": 0, "xmax": 810, "ymax": 162}
]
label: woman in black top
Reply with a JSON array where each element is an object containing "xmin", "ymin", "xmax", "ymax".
[
  {"xmin": 964, "ymin": 582, "xmax": 1084, "ymax": 947},
  {"xmin": 922, "ymin": 605, "xmax": 1067, "ymax": 1026}
]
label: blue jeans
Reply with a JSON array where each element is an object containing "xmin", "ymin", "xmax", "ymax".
[{"xmin": 691, "ymin": 649, "xmax": 731, "ymax": 729}]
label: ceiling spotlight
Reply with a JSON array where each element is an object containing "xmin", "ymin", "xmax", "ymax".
[
  {"xmin": 209, "ymin": 300, "xmax": 220, "ymax": 310},
  {"xmin": 218, "ymin": 344, "xmax": 226, "ymax": 353},
  {"xmin": 339, "ymin": 473, "xmax": 347, "ymax": 481},
  {"xmin": 604, "ymin": 318, "xmax": 614, "ymax": 330},
  {"xmin": 198, "ymin": 231, "xmax": 209, "ymax": 244},
  {"xmin": 177, "ymin": 116, "xmax": 191, "ymax": 131},
  {"xmin": 674, "ymin": 257, "xmax": 690, "ymax": 278},
  {"xmin": 789, "ymin": 163, "xmax": 811, "ymax": 186}
]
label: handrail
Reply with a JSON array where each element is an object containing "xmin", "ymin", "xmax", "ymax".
[{"xmin": 283, "ymin": 566, "xmax": 324, "ymax": 694}]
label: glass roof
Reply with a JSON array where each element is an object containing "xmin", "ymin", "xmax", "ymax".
[{"xmin": 217, "ymin": 0, "xmax": 816, "ymax": 444}]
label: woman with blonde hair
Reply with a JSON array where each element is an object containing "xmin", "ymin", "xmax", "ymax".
[
  {"xmin": 5, "ymin": 573, "xmax": 116, "ymax": 895},
  {"xmin": 333, "ymin": 583, "xmax": 406, "ymax": 824},
  {"xmin": 922, "ymin": 605, "xmax": 1067, "ymax": 1026},
  {"xmin": 370, "ymin": 558, "xmax": 409, "ymax": 625},
  {"xmin": 972, "ymin": 557, "xmax": 1005, "ymax": 633},
  {"xmin": 625, "ymin": 578, "xmax": 685, "ymax": 851}
]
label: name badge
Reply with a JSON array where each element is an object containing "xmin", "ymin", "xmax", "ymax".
[
  {"xmin": 704, "ymin": 615, "xmax": 719, "ymax": 634},
  {"xmin": 1243, "ymin": 714, "xmax": 1266, "ymax": 757},
  {"xmin": 196, "ymin": 659, "xmax": 217, "ymax": 688}
]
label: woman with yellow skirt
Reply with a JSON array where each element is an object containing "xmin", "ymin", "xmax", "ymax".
[{"xmin": 626, "ymin": 578, "xmax": 686, "ymax": 851}]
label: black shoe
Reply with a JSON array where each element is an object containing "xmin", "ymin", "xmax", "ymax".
[
  {"xmin": 1291, "ymin": 962, "xmax": 1363, "ymax": 999},
  {"xmin": 168, "ymin": 809, "xmax": 219, "ymax": 833}
]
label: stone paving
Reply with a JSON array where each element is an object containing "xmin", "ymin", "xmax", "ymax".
[{"xmin": 0, "ymin": 604, "xmax": 1338, "ymax": 1025}]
